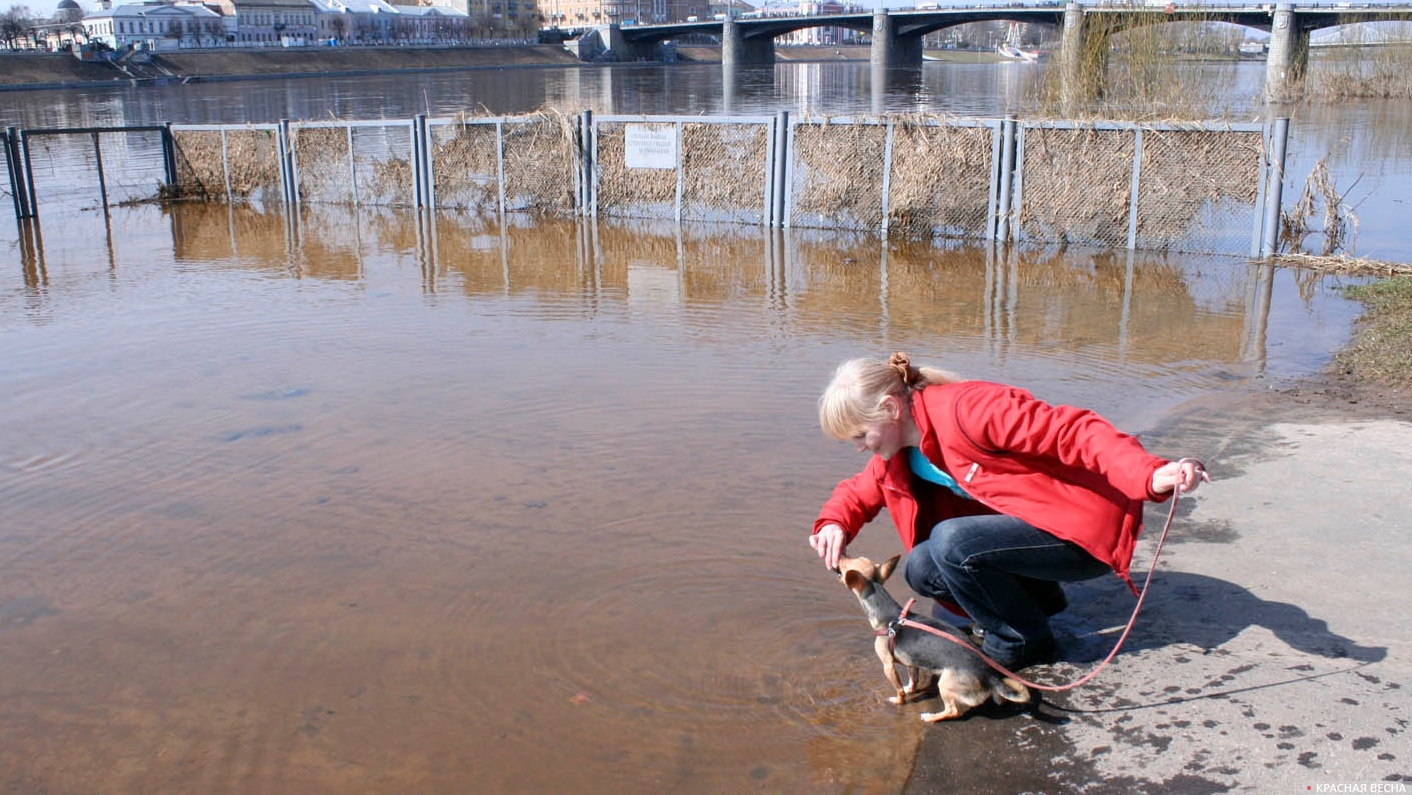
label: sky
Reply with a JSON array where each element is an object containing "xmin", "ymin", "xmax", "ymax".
[{"xmin": 11, "ymin": 0, "xmax": 74, "ymax": 22}]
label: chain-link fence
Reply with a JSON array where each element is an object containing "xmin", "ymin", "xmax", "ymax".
[
  {"xmin": 295, "ymin": 120, "xmax": 418, "ymax": 208},
  {"xmin": 14, "ymin": 113, "xmax": 1279, "ymax": 259},
  {"xmin": 430, "ymin": 113, "xmax": 579, "ymax": 215},
  {"xmin": 12, "ymin": 126, "xmax": 173, "ymax": 215},
  {"xmin": 172, "ymin": 125, "xmax": 283, "ymax": 207},
  {"xmin": 1014, "ymin": 121, "xmax": 1264, "ymax": 255},
  {"xmin": 592, "ymin": 115, "xmax": 779, "ymax": 225}
]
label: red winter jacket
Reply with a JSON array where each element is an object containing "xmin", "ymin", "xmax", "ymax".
[{"xmin": 812, "ymin": 380, "xmax": 1171, "ymax": 591}]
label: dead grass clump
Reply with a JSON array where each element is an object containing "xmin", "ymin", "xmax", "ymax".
[
  {"xmin": 432, "ymin": 121, "xmax": 502, "ymax": 212},
  {"xmin": 680, "ymin": 123, "xmax": 771, "ymax": 223},
  {"xmin": 502, "ymin": 110, "xmax": 579, "ymax": 214},
  {"xmin": 1333, "ymin": 276, "xmax": 1412, "ymax": 388},
  {"xmin": 791, "ymin": 119, "xmax": 887, "ymax": 230},
  {"xmin": 1135, "ymin": 126, "xmax": 1262, "ymax": 250},
  {"xmin": 1271, "ymin": 253, "xmax": 1412, "ymax": 277},
  {"xmin": 171, "ymin": 129, "xmax": 225, "ymax": 200},
  {"xmin": 1018, "ymin": 126, "xmax": 1133, "ymax": 246},
  {"xmin": 225, "ymin": 128, "xmax": 281, "ymax": 201},
  {"xmin": 1281, "ymin": 155, "xmax": 1359, "ymax": 256},
  {"xmin": 1306, "ymin": 26, "xmax": 1412, "ymax": 101},
  {"xmin": 886, "ymin": 118, "xmax": 992, "ymax": 238},
  {"xmin": 293, "ymin": 126, "xmax": 353, "ymax": 205},
  {"xmin": 596, "ymin": 121, "xmax": 678, "ymax": 219}
]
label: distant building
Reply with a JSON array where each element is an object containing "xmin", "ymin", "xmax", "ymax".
[
  {"xmin": 307, "ymin": 0, "xmax": 401, "ymax": 43},
  {"xmin": 387, "ymin": 3, "xmax": 472, "ymax": 42},
  {"xmin": 410, "ymin": 0, "xmax": 538, "ymax": 38},
  {"xmin": 542, "ymin": 0, "xmax": 707, "ymax": 27},
  {"xmin": 210, "ymin": 0, "xmax": 319, "ymax": 45},
  {"xmin": 82, "ymin": 1, "xmax": 229, "ymax": 49}
]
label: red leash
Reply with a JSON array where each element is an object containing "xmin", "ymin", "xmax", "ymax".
[{"xmin": 894, "ymin": 462, "xmax": 1199, "ymax": 693}]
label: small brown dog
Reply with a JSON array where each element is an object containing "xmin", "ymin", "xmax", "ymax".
[{"xmin": 838, "ymin": 554, "xmax": 1030, "ymax": 722}]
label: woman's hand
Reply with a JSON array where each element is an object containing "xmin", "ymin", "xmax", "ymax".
[
  {"xmin": 809, "ymin": 524, "xmax": 848, "ymax": 572},
  {"xmin": 1152, "ymin": 458, "xmax": 1210, "ymax": 496}
]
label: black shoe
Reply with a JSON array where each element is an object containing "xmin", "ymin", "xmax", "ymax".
[{"xmin": 987, "ymin": 636, "xmax": 1058, "ymax": 671}]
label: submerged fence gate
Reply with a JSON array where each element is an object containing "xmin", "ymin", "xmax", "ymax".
[{"xmin": 5, "ymin": 114, "xmax": 1290, "ymax": 258}]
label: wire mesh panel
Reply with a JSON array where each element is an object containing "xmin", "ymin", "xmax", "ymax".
[
  {"xmin": 293, "ymin": 124, "xmax": 356, "ymax": 206},
  {"xmin": 501, "ymin": 114, "xmax": 579, "ymax": 214},
  {"xmin": 172, "ymin": 129, "xmax": 225, "ymax": 200},
  {"xmin": 787, "ymin": 118, "xmax": 887, "ymax": 232},
  {"xmin": 1015, "ymin": 125, "xmax": 1136, "ymax": 248},
  {"xmin": 430, "ymin": 119, "xmax": 502, "ymax": 213},
  {"xmin": 172, "ymin": 126, "xmax": 282, "ymax": 205},
  {"xmin": 679, "ymin": 122, "xmax": 771, "ymax": 224},
  {"xmin": 347, "ymin": 122, "xmax": 416, "ymax": 208},
  {"xmin": 594, "ymin": 116, "xmax": 775, "ymax": 223},
  {"xmin": 595, "ymin": 120, "xmax": 681, "ymax": 220},
  {"xmin": 1132, "ymin": 126, "xmax": 1263, "ymax": 255},
  {"xmin": 23, "ymin": 129, "xmax": 169, "ymax": 212},
  {"xmin": 886, "ymin": 118, "xmax": 998, "ymax": 239}
]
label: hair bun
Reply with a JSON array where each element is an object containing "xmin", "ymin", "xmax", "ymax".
[{"xmin": 887, "ymin": 351, "xmax": 916, "ymax": 387}]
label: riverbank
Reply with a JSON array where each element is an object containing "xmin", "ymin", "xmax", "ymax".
[{"xmin": 0, "ymin": 45, "xmax": 584, "ymax": 91}]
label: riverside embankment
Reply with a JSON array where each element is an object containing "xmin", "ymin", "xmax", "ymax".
[{"xmin": 0, "ymin": 45, "xmax": 585, "ymax": 91}]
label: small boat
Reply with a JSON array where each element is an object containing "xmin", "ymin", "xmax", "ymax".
[{"xmin": 997, "ymin": 43, "xmax": 1040, "ymax": 61}]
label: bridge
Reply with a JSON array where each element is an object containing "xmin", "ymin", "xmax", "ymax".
[{"xmin": 586, "ymin": 3, "xmax": 1412, "ymax": 100}]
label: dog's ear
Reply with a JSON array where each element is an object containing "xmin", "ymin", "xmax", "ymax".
[
  {"xmin": 877, "ymin": 555, "xmax": 901, "ymax": 583},
  {"xmin": 843, "ymin": 569, "xmax": 871, "ymax": 594}
]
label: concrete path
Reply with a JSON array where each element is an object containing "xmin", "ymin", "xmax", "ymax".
[{"xmin": 904, "ymin": 393, "xmax": 1412, "ymax": 793}]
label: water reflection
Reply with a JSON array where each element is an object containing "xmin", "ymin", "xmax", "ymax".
[
  {"xmin": 149, "ymin": 200, "xmax": 1342, "ymax": 420},
  {"xmin": 0, "ymin": 200, "xmax": 1365, "ymax": 794}
]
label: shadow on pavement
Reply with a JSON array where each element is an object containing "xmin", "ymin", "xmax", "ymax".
[{"xmin": 1051, "ymin": 568, "xmax": 1387, "ymax": 665}]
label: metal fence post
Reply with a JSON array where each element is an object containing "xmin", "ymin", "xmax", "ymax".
[
  {"xmin": 1126, "ymin": 127, "xmax": 1144, "ymax": 250},
  {"xmin": 880, "ymin": 118, "xmax": 894, "ymax": 236},
  {"xmin": 995, "ymin": 117, "xmax": 1017, "ymax": 243},
  {"xmin": 277, "ymin": 119, "xmax": 295, "ymax": 207},
  {"xmin": 674, "ymin": 120, "xmax": 684, "ymax": 224},
  {"xmin": 412, "ymin": 115, "xmax": 425, "ymax": 208},
  {"xmin": 772, "ymin": 110, "xmax": 788, "ymax": 228},
  {"xmin": 20, "ymin": 130, "xmax": 39, "ymax": 219},
  {"xmin": 584, "ymin": 110, "xmax": 597, "ymax": 219},
  {"xmin": 424, "ymin": 116, "xmax": 436, "ymax": 211},
  {"xmin": 92, "ymin": 131, "xmax": 109, "ymax": 210},
  {"xmin": 162, "ymin": 122, "xmax": 178, "ymax": 189},
  {"xmin": 1260, "ymin": 117, "xmax": 1290, "ymax": 259},
  {"xmin": 495, "ymin": 119, "xmax": 506, "ymax": 219},
  {"xmin": 5, "ymin": 127, "xmax": 32, "ymax": 221}
]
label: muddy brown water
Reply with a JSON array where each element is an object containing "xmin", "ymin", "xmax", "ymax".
[{"xmin": 0, "ymin": 198, "xmax": 1372, "ymax": 792}]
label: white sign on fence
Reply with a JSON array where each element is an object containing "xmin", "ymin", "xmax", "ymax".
[{"xmin": 624, "ymin": 124, "xmax": 677, "ymax": 170}]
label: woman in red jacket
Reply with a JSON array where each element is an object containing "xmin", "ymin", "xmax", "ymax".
[{"xmin": 809, "ymin": 352, "xmax": 1208, "ymax": 671}]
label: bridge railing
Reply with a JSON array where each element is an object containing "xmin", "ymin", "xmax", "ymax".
[{"xmin": 11, "ymin": 112, "xmax": 1285, "ymax": 258}]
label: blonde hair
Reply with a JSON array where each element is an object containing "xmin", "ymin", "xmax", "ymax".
[{"xmin": 817, "ymin": 352, "xmax": 963, "ymax": 440}]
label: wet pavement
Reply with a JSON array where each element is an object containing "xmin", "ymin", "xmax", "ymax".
[{"xmin": 904, "ymin": 386, "xmax": 1412, "ymax": 793}]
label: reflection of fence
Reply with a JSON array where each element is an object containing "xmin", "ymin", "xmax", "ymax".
[{"xmin": 7, "ymin": 113, "xmax": 1288, "ymax": 257}]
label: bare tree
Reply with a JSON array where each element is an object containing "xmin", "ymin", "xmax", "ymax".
[{"xmin": 1, "ymin": 5, "xmax": 38, "ymax": 48}]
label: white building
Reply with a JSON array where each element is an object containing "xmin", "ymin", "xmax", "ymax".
[
  {"xmin": 82, "ymin": 2, "xmax": 229, "ymax": 50},
  {"xmin": 306, "ymin": 0, "xmax": 400, "ymax": 43},
  {"xmin": 389, "ymin": 5, "xmax": 472, "ymax": 44}
]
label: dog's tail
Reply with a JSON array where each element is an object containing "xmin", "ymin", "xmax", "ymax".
[{"xmin": 993, "ymin": 677, "xmax": 1030, "ymax": 704}]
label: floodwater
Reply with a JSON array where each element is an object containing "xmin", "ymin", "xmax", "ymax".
[{"xmin": 0, "ymin": 57, "xmax": 1402, "ymax": 794}]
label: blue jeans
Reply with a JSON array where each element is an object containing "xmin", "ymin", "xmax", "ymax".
[{"xmin": 903, "ymin": 514, "xmax": 1110, "ymax": 665}]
